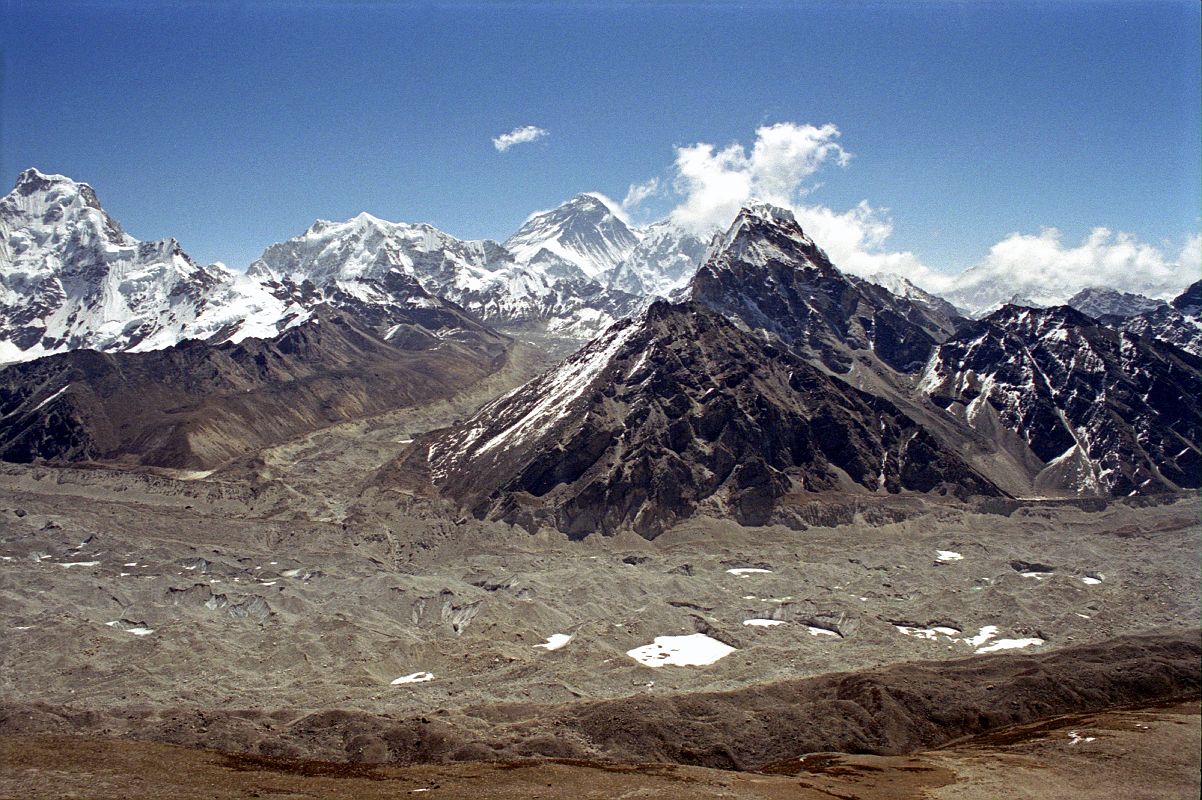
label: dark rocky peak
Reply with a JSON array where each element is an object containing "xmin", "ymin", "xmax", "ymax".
[
  {"xmin": 1172, "ymin": 280, "xmax": 1201, "ymax": 315},
  {"xmin": 418, "ymin": 299, "xmax": 1000, "ymax": 539},
  {"xmin": 983, "ymin": 303, "xmax": 1100, "ymax": 335},
  {"xmin": 688, "ymin": 204, "xmax": 953, "ymax": 374}
]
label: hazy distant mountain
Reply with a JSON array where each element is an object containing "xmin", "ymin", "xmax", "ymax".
[{"xmin": 1066, "ymin": 287, "xmax": 1163, "ymax": 322}]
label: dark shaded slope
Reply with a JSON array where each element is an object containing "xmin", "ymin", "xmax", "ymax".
[
  {"xmin": 919, "ymin": 304, "xmax": 1202, "ymax": 494},
  {"xmin": 417, "ymin": 300, "xmax": 999, "ymax": 539},
  {"xmin": 0, "ymin": 306, "xmax": 509, "ymax": 470}
]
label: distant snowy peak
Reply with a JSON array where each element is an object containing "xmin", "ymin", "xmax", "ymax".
[
  {"xmin": 505, "ymin": 193, "xmax": 641, "ymax": 280},
  {"xmin": 248, "ymin": 208, "xmax": 638, "ymax": 336},
  {"xmin": 0, "ymin": 168, "xmax": 298, "ymax": 364},
  {"xmin": 607, "ymin": 219, "xmax": 712, "ymax": 297},
  {"xmin": 1066, "ymin": 287, "xmax": 1164, "ymax": 321},
  {"xmin": 944, "ymin": 259, "xmax": 1194, "ymax": 318},
  {"xmin": 249, "ymin": 212, "xmax": 508, "ymax": 289}
]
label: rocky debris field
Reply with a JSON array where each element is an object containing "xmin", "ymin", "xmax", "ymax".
[{"xmin": 0, "ymin": 457, "xmax": 1197, "ymax": 766}]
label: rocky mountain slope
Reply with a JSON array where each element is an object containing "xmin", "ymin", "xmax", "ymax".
[
  {"xmin": 0, "ymin": 305, "xmax": 508, "ymax": 469},
  {"xmin": 688, "ymin": 204, "xmax": 960, "ymax": 375},
  {"xmin": 1118, "ymin": 280, "xmax": 1202, "ymax": 356},
  {"xmin": 415, "ymin": 298, "xmax": 999, "ymax": 538},
  {"xmin": 1066, "ymin": 287, "xmax": 1163, "ymax": 323},
  {"xmin": 918, "ymin": 304, "xmax": 1202, "ymax": 495},
  {"xmin": 867, "ymin": 272, "xmax": 965, "ymax": 322}
]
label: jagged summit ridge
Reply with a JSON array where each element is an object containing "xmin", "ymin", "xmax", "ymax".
[
  {"xmin": 0, "ymin": 168, "xmax": 302, "ymax": 363},
  {"xmin": 688, "ymin": 201, "xmax": 958, "ymax": 374}
]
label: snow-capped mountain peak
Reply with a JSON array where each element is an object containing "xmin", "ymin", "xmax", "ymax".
[
  {"xmin": 606, "ymin": 218, "xmax": 712, "ymax": 298},
  {"xmin": 0, "ymin": 168, "xmax": 291, "ymax": 363},
  {"xmin": 505, "ymin": 193, "xmax": 641, "ymax": 280}
]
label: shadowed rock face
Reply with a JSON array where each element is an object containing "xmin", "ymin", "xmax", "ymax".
[
  {"xmin": 424, "ymin": 300, "xmax": 1000, "ymax": 539},
  {"xmin": 919, "ymin": 304, "xmax": 1202, "ymax": 495},
  {"xmin": 1118, "ymin": 280, "xmax": 1202, "ymax": 357},
  {"xmin": 689, "ymin": 204, "xmax": 959, "ymax": 374},
  {"xmin": 0, "ymin": 306, "xmax": 509, "ymax": 470}
]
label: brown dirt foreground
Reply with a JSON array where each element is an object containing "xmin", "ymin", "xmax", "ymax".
[{"xmin": 0, "ymin": 701, "xmax": 1197, "ymax": 799}]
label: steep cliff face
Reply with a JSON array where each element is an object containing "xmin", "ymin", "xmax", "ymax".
[{"xmin": 918, "ymin": 304, "xmax": 1202, "ymax": 495}]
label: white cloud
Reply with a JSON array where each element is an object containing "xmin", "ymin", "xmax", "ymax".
[
  {"xmin": 1179, "ymin": 232, "xmax": 1201, "ymax": 276},
  {"xmin": 792, "ymin": 202, "xmax": 953, "ymax": 291},
  {"xmin": 621, "ymin": 177, "xmax": 660, "ymax": 211},
  {"xmin": 493, "ymin": 125, "xmax": 548, "ymax": 152},
  {"xmin": 638, "ymin": 122, "xmax": 1200, "ymax": 309},
  {"xmin": 668, "ymin": 122, "xmax": 849, "ymax": 233},
  {"xmin": 946, "ymin": 227, "xmax": 1201, "ymax": 311}
]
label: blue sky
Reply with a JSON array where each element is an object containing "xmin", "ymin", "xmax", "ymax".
[{"xmin": 3, "ymin": 0, "xmax": 1199, "ymax": 279}]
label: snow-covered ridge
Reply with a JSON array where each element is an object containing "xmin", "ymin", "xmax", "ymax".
[
  {"xmin": 505, "ymin": 193, "xmax": 642, "ymax": 281},
  {"xmin": 0, "ymin": 168, "xmax": 303, "ymax": 364}
]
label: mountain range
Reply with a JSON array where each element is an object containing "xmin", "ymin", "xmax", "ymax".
[
  {"xmin": 1, "ymin": 167, "xmax": 1199, "ymax": 533},
  {"xmin": 395, "ymin": 205, "xmax": 1200, "ymax": 536}
]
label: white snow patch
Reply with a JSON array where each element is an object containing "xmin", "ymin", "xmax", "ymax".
[
  {"xmin": 742, "ymin": 619, "xmax": 785, "ymax": 627},
  {"xmin": 895, "ymin": 625, "xmax": 961, "ymax": 640},
  {"xmin": 106, "ymin": 621, "xmax": 154, "ymax": 636},
  {"xmin": 1067, "ymin": 730, "xmax": 1096, "ymax": 745},
  {"xmin": 726, "ymin": 568, "xmax": 773, "ymax": 576},
  {"xmin": 535, "ymin": 633, "xmax": 573, "ymax": 651},
  {"xmin": 935, "ymin": 550, "xmax": 963, "ymax": 562},
  {"xmin": 806, "ymin": 626, "xmax": 840, "ymax": 637},
  {"xmin": 1082, "ymin": 573, "xmax": 1104, "ymax": 585},
  {"xmin": 470, "ymin": 322, "xmax": 638, "ymax": 457},
  {"xmin": 58, "ymin": 561, "xmax": 99, "ymax": 568},
  {"xmin": 391, "ymin": 672, "xmax": 434, "ymax": 685},
  {"xmin": 965, "ymin": 625, "xmax": 999, "ymax": 648},
  {"xmin": 626, "ymin": 633, "xmax": 735, "ymax": 668},
  {"xmin": 976, "ymin": 636, "xmax": 1045, "ymax": 653}
]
